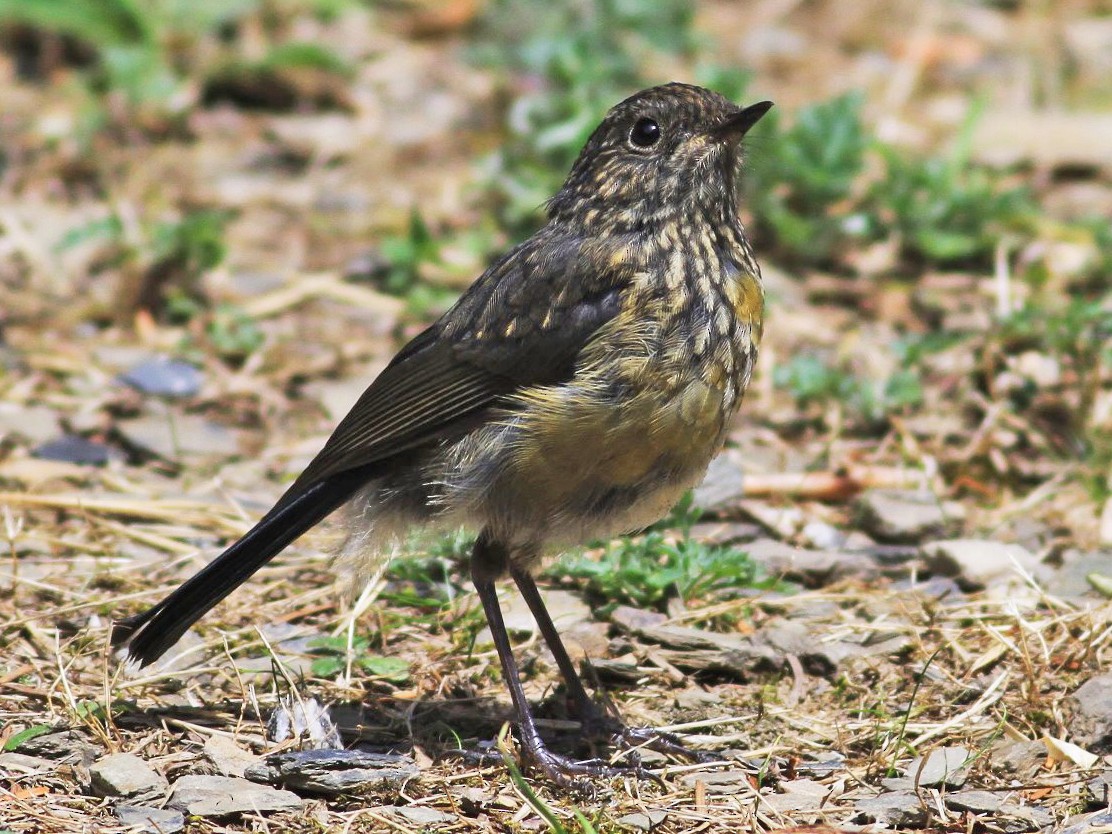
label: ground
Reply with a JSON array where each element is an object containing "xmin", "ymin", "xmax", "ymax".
[{"xmin": 1, "ymin": 1, "xmax": 1112, "ymax": 832}]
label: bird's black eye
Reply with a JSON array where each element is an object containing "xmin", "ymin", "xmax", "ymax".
[{"xmin": 629, "ymin": 117, "xmax": 661, "ymax": 148}]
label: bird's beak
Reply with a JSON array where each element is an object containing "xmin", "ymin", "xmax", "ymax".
[{"xmin": 708, "ymin": 100, "xmax": 774, "ymax": 142}]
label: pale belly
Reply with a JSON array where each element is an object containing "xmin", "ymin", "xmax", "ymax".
[{"xmin": 439, "ymin": 374, "xmax": 733, "ymax": 556}]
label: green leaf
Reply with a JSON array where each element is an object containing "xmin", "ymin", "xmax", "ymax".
[
  {"xmin": 358, "ymin": 655, "xmax": 410, "ymax": 683},
  {"xmin": 3, "ymin": 724, "xmax": 54, "ymax": 751}
]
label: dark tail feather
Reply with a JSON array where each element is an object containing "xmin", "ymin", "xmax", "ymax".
[{"xmin": 111, "ymin": 470, "xmax": 371, "ymax": 666}]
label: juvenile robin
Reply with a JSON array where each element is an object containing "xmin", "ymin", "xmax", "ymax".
[{"xmin": 112, "ymin": 82, "xmax": 772, "ymax": 788}]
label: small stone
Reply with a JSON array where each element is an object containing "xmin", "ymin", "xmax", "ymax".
[
  {"xmin": 33, "ymin": 434, "xmax": 121, "ymax": 465},
  {"xmin": 119, "ymin": 358, "xmax": 204, "ymax": 398},
  {"xmin": 988, "ymin": 738, "xmax": 1046, "ymax": 779},
  {"xmin": 760, "ymin": 778, "xmax": 828, "ymax": 813},
  {"xmin": 945, "ymin": 790, "xmax": 1004, "ymax": 814},
  {"xmin": 1044, "ymin": 550, "xmax": 1112, "ymax": 602},
  {"xmin": 168, "ymin": 774, "xmax": 302, "ymax": 816},
  {"xmin": 204, "ymin": 735, "xmax": 260, "ymax": 778},
  {"xmin": 857, "ymin": 489, "xmax": 964, "ymax": 543},
  {"xmin": 853, "ymin": 790, "xmax": 928, "ymax": 827},
  {"xmin": 245, "ymin": 749, "xmax": 419, "ymax": 796},
  {"xmin": 0, "ymin": 752, "xmax": 56, "ymax": 773},
  {"xmin": 905, "ymin": 747, "xmax": 970, "ymax": 788},
  {"xmin": 0, "ymin": 403, "xmax": 60, "ymax": 445},
  {"xmin": 743, "ymin": 538, "xmax": 876, "ymax": 585},
  {"xmin": 386, "ymin": 806, "xmax": 454, "ymax": 824},
  {"xmin": 1059, "ymin": 810, "xmax": 1112, "ymax": 834},
  {"xmin": 996, "ymin": 803, "xmax": 1054, "ymax": 832},
  {"xmin": 89, "ymin": 753, "xmax": 168, "ymax": 800},
  {"xmin": 1086, "ymin": 770, "xmax": 1112, "ymax": 807},
  {"xmin": 114, "ymin": 805, "xmax": 185, "ymax": 834},
  {"xmin": 800, "ymin": 521, "xmax": 846, "ymax": 550},
  {"xmin": 679, "ymin": 770, "xmax": 753, "ymax": 794},
  {"xmin": 116, "ymin": 406, "xmax": 240, "ymax": 460},
  {"xmin": 922, "ymin": 539, "xmax": 1041, "ymax": 591},
  {"xmin": 693, "ymin": 453, "xmax": 746, "ymax": 513},
  {"xmin": 14, "ymin": 729, "xmax": 102, "ymax": 765},
  {"xmin": 1065, "ymin": 673, "xmax": 1112, "ymax": 752},
  {"xmin": 617, "ymin": 809, "xmax": 668, "ymax": 831}
]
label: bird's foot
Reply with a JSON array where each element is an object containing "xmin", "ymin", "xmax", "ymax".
[
  {"xmin": 609, "ymin": 724, "xmax": 720, "ymax": 764},
  {"xmin": 519, "ymin": 738, "xmax": 662, "ymax": 794},
  {"xmin": 578, "ymin": 709, "xmax": 719, "ymax": 765}
]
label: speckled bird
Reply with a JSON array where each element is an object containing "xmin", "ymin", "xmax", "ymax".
[{"xmin": 112, "ymin": 82, "xmax": 772, "ymax": 788}]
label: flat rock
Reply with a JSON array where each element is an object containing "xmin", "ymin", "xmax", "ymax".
[
  {"xmin": 679, "ymin": 769, "xmax": 753, "ymax": 794},
  {"xmin": 90, "ymin": 752, "xmax": 168, "ymax": 800},
  {"xmin": 0, "ymin": 752, "xmax": 56, "ymax": 774},
  {"xmin": 988, "ymin": 738, "xmax": 1046, "ymax": 779},
  {"xmin": 168, "ymin": 774, "xmax": 302, "ymax": 816},
  {"xmin": 118, "ymin": 357, "xmax": 204, "ymax": 398},
  {"xmin": 760, "ymin": 778, "xmax": 828, "ymax": 813},
  {"xmin": 906, "ymin": 746, "xmax": 970, "ymax": 788},
  {"xmin": 33, "ymin": 434, "xmax": 121, "ymax": 465},
  {"xmin": 1060, "ymin": 810, "xmax": 1112, "ymax": 834},
  {"xmin": 204, "ymin": 735, "xmax": 260, "ymax": 778},
  {"xmin": 0, "ymin": 403, "xmax": 60, "ymax": 445},
  {"xmin": 922, "ymin": 539, "xmax": 1041, "ymax": 590},
  {"xmin": 743, "ymin": 538, "xmax": 877, "ymax": 585},
  {"xmin": 1065, "ymin": 673, "xmax": 1112, "ymax": 752},
  {"xmin": 852, "ymin": 790, "xmax": 928, "ymax": 827},
  {"xmin": 117, "ymin": 405, "xmax": 240, "ymax": 460},
  {"xmin": 693, "ymin": 453, "xmax": 747, "ymax": 513},
  {"xmin": 857, "ymin": 489, "xmax": 964, "ymax": 543},
  {"xmin": 114, "ymin": 804, "xmax": 185, "ymax": 834},
  {"xmin": 385, "ymin": 806, "xmax": 454, "ymax": 825},
  {"xmin": 1087, "ymin": 770, "xmax": 1112, "ymax": 807},
  {"xmin": 944, "ymin": 789, "xmax": 1004, "ymax": 813},
  {"xmin": 995, "ymin": 804, "xmax": 1054, "ymax": 832},
  {"xmin": 14, "ymin": 729, "xmax": 102, "ymax": 765},
  {"xmin": 617, "ymin": 809, "xmax": 668, "ymax": 831},
  {"xmin": 245, "ymin": 749, "xmax": 418, "ymax": 795},
  {"xmin": 1043, "ymin": 549, "xmax": 1112, "ymax": 602}
]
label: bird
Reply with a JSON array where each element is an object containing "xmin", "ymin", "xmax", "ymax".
[{"xmin": 111, "ymin": 82, "xmax": 772, "ymax": 788}]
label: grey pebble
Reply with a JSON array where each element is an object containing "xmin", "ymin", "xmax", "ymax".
[
  {"xmin": 33, "ymin": 434, "xmax": 120, "ymax": 465},
  {"xmin": 168, "ymin": 774, "xmax": 302, "ymax": 816},
  {"xmin": 944, "ymin": 789, "xmax": 1005, "ymax": 813},
  {"xmin": 617, "ymin": 809, "xmax": 668, "ymax": 831},
  {"xmin": 386, "ymin": 806, "xmax": 455, "ymax": 824},
  {"xmin": 119, "ymin": 357, "xmax": 204, "ymax": 398},
  {"xmin": 857, "ymin": 489, "xmax": 964, "ymax": 543},
  {"xmin": 905, "ymin": 747, "xmax": 970, "ymax": 788},
  {"xmin": 1065, "ymin": 672, "xmax": 1112, "ymax": 751},
  {"xmin": 245, "ymin": 749, "xmax": 419, "ymax": 795},
  {"xmin": 922, "ymin": 539, "xmax": 1042, "ymax": 591},
  {"xmin": 852, "ymin": 790, "xmax": 929, "ymax": 827},
  {"xmin": 15, "ymin": 730, "xmax": 102, "ymax": 766},
  {"xmin": 114, "ymin": 804, "xmax": 185, "ymax": 834},
  {"xmin": 90, "ymin": 752, "xmax": 168, "ymax": 800}
]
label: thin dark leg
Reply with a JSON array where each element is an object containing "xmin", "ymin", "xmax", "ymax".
[
  {"xmin": 511, "ymin": 564, "xmax": 718, "ymax": 765},
  {"xmin": 511, "ymin": 564, "xmax": 619, "ymax": 735},
  {"xmin": 471, "ymin": 532, "xmax": 621, "ymax": 789}
]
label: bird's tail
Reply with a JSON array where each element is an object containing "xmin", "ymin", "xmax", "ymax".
[{"xmin": 111, "ymin": 470, "xmax": 370, "ymax": 666}]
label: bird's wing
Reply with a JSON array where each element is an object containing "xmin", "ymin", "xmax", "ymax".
[{"xmin": 286, "ymin": 232, "xmax": 627, "ymax": 492}]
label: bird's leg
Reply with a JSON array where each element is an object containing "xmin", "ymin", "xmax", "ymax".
[
  {"xmin": 510, "ymin": 564, "xmax": 718, "ymax": 766},
  {"xmin": 471, "ymin": 532, "xmax": 631, "ymax": 788},
  {"xmin": 509, "ymin": 564, "xmax": 610, "ymax": 730}
]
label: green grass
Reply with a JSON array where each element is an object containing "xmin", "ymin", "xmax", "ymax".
[{"xmin": 549, "ymin": 494, "xmax": 767, "ymax": 611}]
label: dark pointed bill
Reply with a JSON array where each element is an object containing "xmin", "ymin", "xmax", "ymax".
[{"xmin": 708, "ymin": 100, "xmax": 774, "ymax": 141}]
